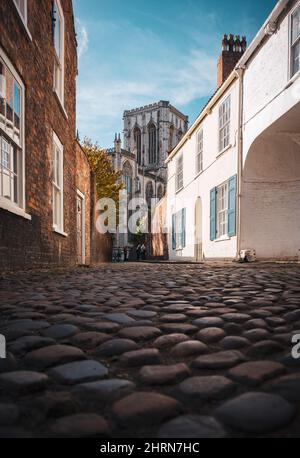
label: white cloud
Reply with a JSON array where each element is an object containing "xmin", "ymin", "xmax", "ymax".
[{"xmin": 76, "ymin": 18, "xmax": 89, "ymax": 59}]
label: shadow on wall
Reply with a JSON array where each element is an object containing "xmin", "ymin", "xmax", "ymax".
[
  {"xmin": 90, "ymin": 179, "xmax": 113, "ymax": 264},
  {"xmin": 151, "ymin": 232, "xmax": 168, "ymax": 260},
  {"xmin": 241, "ymin": 103, "xmax": 300, "ymax": 260},
  {"xmin": 92, "ymin": 231, "xmax": 113, "ymax": 263},
  {"xmin": 151, "ymin": 197, "xmax": 168, "ymax": 260}
]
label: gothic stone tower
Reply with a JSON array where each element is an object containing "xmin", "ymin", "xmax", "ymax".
[{"xmin": 123, "ymin": 101, "xmax": 188, "ymax": 173}]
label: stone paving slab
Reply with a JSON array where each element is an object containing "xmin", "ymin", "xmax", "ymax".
[{"xmin": 0, "ymin": 263, "xmax": 300, "ymax": 437}]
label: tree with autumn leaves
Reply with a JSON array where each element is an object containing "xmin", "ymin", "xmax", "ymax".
[
  {"xmin": 80, "ymin": 137, "xmax": 125, "ymax": 261},
  {"xmin": 81, "ymin": 137, "xmax": 124, "ymax": 203}
]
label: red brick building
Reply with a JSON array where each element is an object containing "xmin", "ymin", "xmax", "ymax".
[
  {"xmin": 75, "ymin": 140, "xmax": 95, "ymax": 266},
  {"xmin": 0, "ymin": 0, "xmax": 83, "ymax": 270}
]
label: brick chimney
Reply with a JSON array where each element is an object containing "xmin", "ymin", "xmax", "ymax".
[{"xmin": 217, "ymin": 34, "xmax": 247, "ymax": 87}]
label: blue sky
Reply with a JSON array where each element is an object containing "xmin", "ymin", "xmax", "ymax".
[{"xmin": 73, "ymin": 0, "xmax": 277, "ymax": 148}]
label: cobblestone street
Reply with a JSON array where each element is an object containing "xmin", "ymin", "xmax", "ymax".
[{"xmin": 0, "ymin": 263, "xmax": 300, "ymax": 438}]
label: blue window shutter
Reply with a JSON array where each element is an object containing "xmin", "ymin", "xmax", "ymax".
[
  {"xmin": 172, "ymin": 214, "xmax": 176, "ymax": 250},
  {"xmin": 210, "ymin": 187, "xmax": 217, "ymax": 241},
  {"xmin": 228, "ymin": 175, "xmax": 237, "ymax": 237},
  {"xmin": 181, "ymin": 208, "xmax": 186, "ymax": 248}
]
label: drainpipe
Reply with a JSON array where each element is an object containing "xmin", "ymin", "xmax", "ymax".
[{"xmin": 236, "ymin": 66, "xmax": 245, "ymax": 260}]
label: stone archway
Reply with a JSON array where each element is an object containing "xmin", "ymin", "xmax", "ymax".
[
  {"xmin": 194, "ymin": 196, "xmax": 203, "ymax": 261},
  {"xmin": 241, "ymin": 103, "xmax": 300, "ymax": 260}
]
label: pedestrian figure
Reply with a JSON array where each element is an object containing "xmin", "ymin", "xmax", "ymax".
[
  {"xmin": 116, "ymin": 248, "xmax": 121, "ymax": 263},
  {"xmin": 141, "ymin": 243, "xmax": 147, "ymax": 260},
  {"xmin": 124, "ymin": 246, "xmax": 130, "ymax": 262},
  {"xmin": 136, "ymin": 244, "xmax": 141, "ymax": 261}
]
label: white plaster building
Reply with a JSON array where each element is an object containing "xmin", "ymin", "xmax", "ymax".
[
  {"xmin": 166, "ymin": 39, "xmax": 242, "ymax": 261},
  {"xmin": 166, "ymin": 0, "xmax": 300, "ymax": 261},
  {"xmin": 240, "ymin": 0, "xmax": 300, "ymax": 260}
]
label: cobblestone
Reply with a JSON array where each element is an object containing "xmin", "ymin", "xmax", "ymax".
[
  {"xmin": 158, "ymin": 415, "xmax": 227, "ymax": 438},
  {"xmin": 48, "ymin": 360, "xmax": 108, "ymax": 385},
  {"xmin": 227, "ymin": 361, "xmax": 286, "ymax": 387},
  {"xmin": 24, "ymin": 345, "xmax": 86, "ymax": 370},
  {"xmin": 48, "ymin": 413, "xmax": 109, "ymax": 437},
  {"xmin": 112, "ymin": 392, "xmax": 182, "ymax": 427},
  {"xmin": 120, "ymin": 348, "xmax": 161, "ymax": 366},
  {"xmin": 139, "ymin": 363, "xmax": 190, "ymax": 385},
  {"xmin": 178, "ymin": 375, "xmax": 236, "ymax": 401},
  {"xmin": 0, "ymin": 263, "xmax": 300, "ymax": 437},
  {"xmin": 0, "ymin": 371, "xmax": 49, "ymax": 395},
  {"xmin": 215, "ymin": 392, "xmax": 295, "ymax": 433}
]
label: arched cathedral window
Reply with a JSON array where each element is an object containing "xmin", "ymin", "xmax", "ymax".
[
  {"xmin": 148, "ymin": 123, "xmax": 157, "ymax": 164},
  {"xmin": 146, "ymin": 181, "xmax": 154, "ymax": 207},
  {"xmin": 157, "ymin": 184, "xmax": 163, "ymax": 201},
  {"xmin": 169, "ymin": 125, "xmax": 175, "ymax": 151},
  {"xmin": 134, "ymin": 127, "xmax": 142, "ymax": 165},
  {"xmin": 122, "ymin": 161, "xmax": 133, "ymax": 194}
]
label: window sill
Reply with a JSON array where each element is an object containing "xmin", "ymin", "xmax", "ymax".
[
  {"xmin": 217, "ymin": 144, "xmax": 232, "ymax": 158},
  {"xmin": 286, "ymin": 70, "xmax": 300, "ymax": 88},
  {"xmin": 214, "ymin": 235, "xmax": 231, "ymax": 242},
  {"xmin": 13, "ymin": 3, "xmax": 32, "ymax": 41},
  {"xmin": 53, "ymin": 227, "xmax": 68, "ymax": 237},
  {"xmin": 0, "ymin": 199, "xmax": 32, "ymax": 220},
  {"xmin": 53, "ymin": 91, "xmax": 68, "ymax": 120}
]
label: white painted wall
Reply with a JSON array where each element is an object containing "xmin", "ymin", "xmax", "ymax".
[
  {"xmin": 165, "ymin": 1, "xmax": 300, "ymax": 261},
  {"xmin": 241, "ymin": 130, "xmax": 300, "ymax": 259},
  {"xmin": 243, "ymin": 0, "xmax": 300, "ymax": 162},
  {"xmin": 167, "ymin": 80, "xmax": 239, "ymax": 260},
  {"xmin": 241, "ymin": 0, "xmax": 300, "ymax": 259}
]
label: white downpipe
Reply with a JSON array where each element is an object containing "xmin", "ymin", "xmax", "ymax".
[{"xmin": 236, "ymin": 67, "xmax": 245, "ymax": 260}]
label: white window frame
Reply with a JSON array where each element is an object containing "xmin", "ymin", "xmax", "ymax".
[
  {"xmin": 219, "ymin": 95, "xmax": 231, "ymax": 153},
  {"xmin": 13, "ymin": 0, "xmax": 27, "ymax": 24},
  {"xmin": 176, "ymin": 154, "xmax": 183, "ymax": 192},
  {"xmin": 0, "ymin": 47, "xmax": 30, "ymax": 220},
  {"xmin": 13, "ymin": 0, "xmax": 32, "ymax": 40},
  {"xmin": 216, "ymin": 180, "xmax": 229, "ymax": 238},
  {"xmin": 52, "ymin": 132, "xmax": 66, "ymax": 235},
  {"xmin": 76, "ymin": 189, "xmax": 86, "ymax": 265},
  {"xmin": 53, "ymin": 0, "xmax": 65, "ymax": 108},
  {"xmin": 124, "ymin": 174, "xmax": 132, "ymax": 193},
  {"xmin": 196, "ymin": 128, "xmax": 203, "ymax": 175},
  {"xmin": 175, "ymin": 210, "xmax": 182, "ymax": 250},
  {"xmin": 289, "ymin": 1, "xmax": 300, "ymax": 79}
]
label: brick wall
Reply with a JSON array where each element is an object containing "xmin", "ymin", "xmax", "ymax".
[
  {"xmin": 0, "ymin": 0, "xmax": 78, "ymax": 270},
  {"xmin": 76, "ymin": 141, "xmax": 93, "ymax": 265},
  {"xmin": 217, "ymin": 51, "xmax": 243, "ymax": 87}
]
